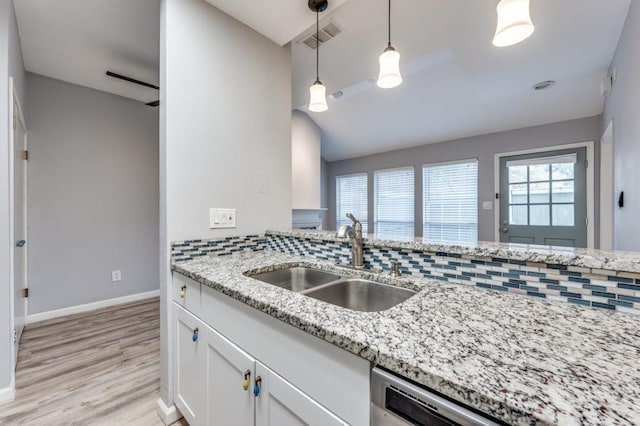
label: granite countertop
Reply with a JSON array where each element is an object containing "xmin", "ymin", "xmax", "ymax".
[
  {"xmin": 267, "ymin": 229, "xmax": 640, "ymax": 273},
  {"xmin": 173, "ymin": 251, "xmax": 640, "ymax": 426}
]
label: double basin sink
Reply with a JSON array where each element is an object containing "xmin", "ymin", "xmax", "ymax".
[{"xmin": 247, "ymin": 266, "xmax": 416, "ymax": 312}]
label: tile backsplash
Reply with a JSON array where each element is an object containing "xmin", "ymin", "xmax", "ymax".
[
  {"xmin": 171, "ymin": 235, "xmax": 265, "ymax": 262},
  {"xmin": 170, "ymin": 233, "xmax": 639, "ymax": 315},
  {"xmin": 265, "ymin": 234, "xmax": 640, "ymax": 315}
]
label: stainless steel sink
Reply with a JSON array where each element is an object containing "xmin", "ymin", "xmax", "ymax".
[
  {"xmin": 249, "ymin": 267, "xmax": 341, "ymax": 292},
  {"xmin": 303, "ymin": 279, "xmax": 416, "ymax": 312}
]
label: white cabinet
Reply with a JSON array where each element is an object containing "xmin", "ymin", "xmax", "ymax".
[
  {"xmin": 255, "ymin": 361, "xmax": 347, "ymax": 426},
  {"xmin": 174, "ymin": 305, "xmax": 205, "ymax": 426},
  {"xmin": 202, "ymin": 324, "xmax": 255, "ymax": 426},
  {"xmin": 173, "ymin": 273, "xmax": 202, "ymax": 317},
  {"xmin": 172, "ymin": 272, "xmax": 367, "ymax": 426}
]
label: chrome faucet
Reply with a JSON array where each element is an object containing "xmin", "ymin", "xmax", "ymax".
[{"xmin": 337, "ymin": 213, "xmax": 364, "ymax": 269}]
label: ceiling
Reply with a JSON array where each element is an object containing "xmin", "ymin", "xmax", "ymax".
[
  {"xmin": 204, "ymin": 0, "xmax": 348, "ymax": 46},
  {"xmin": 13, "ymin": 0, "xmax": 631, "ymax": 161},
  {"xmin": 290, "ymin": 0, "xmax": 632, "ymax": 161},
  {"xmin": 14, "ymin": 0, "xmax": 160, "ymax": 105}
]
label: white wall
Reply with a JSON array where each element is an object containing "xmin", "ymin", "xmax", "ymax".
[
  {"xmin": 602, "ymin": 0, "xmax": 640, "ymax": 251},
  {"xmin": 160, "ymin": 0, "xmax": 291, "ymax": 406},
  {"xmin": 292, "ymin": 110, "xmax": 321, "ymax": 209},
  {"xmin": 26, "ymin": 73, "xmax": 159, "ymax": 314},
  {"xmin": 0, "ymin": 0, "xmax": 26, "ymax": 395}
]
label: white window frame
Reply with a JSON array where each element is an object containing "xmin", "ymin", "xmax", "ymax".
[
  {"xmin": 422, "ymin": 158, "xmax": 478, "ymax": 243},
  {"xmin": 493, "ymin": 141, "xmax": 595, "ymax": 248},
  {"xmin": 335, "ymin": 172, "xmax": 368, "ymax": 233},
  {"xmin": 373, "ymin": 166, "xmax": 415, "ymax": 239}
]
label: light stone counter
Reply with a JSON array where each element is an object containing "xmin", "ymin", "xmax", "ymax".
[{"xmin": 173, "ymin": 250, "xmax": 640, "ymax": 426}]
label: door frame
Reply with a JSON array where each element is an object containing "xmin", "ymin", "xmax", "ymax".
[
  {"xmin": 9, "ymin": 77, "xmax": 28, "ymax": 381},
  {"xmin": 600, "ymin": 121, "xmax": 614, "ymax": 250},
  {"xmin": 493, "ymin": 141, "xmax": 595, "ymax": 248}
]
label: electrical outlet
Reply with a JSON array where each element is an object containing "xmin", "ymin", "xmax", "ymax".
[
  {"xmin": 210, "ymin": 208, "xmax": 236, "ymax": 229},
  {"xmin": 111, "ymin": 270, "xmax": 122, "ymax": 282}
]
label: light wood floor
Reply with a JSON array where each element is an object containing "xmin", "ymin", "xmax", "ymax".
[{"xmin": 0, "ymin": 298, "xmax": 187, "ymax": 426}]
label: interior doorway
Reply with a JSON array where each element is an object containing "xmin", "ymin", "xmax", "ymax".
[{"xmin": 11, "ymin": 79, "xmax": 28, "ymax": 365}]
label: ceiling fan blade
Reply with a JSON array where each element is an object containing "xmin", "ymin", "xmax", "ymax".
[
  {"xmin": 146, "ymin": 100, "xmax": 160, "ymax": 107},
  {"xmin": 106, "ymin": 71, "xmax": 159, "ymax": 90}
]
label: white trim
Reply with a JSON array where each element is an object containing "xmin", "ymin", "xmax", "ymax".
[
  {"xmin": 0, "ymin": 379, "xmax": 16, "ymax": 403},
  {"xmin": 373, "ymin": 165, "xmax": 415, "ymax": 175},
  {"xmin": 27, "ymin": 290, "xmax": 160, "ymax": 323},
  {"xmin": 505, "ymin": 153, "xmax": 577, "ymax": 168},
  {"xmin": 335, "ymin": 171, "xmax": 368, "ymax": 179},
  {"xmin": 422, "ymin": 157, "xmax": 478, "ymax": 168},
  {"xmin": 156, "ymin": 397, "xmax": 183, "ymax": 425},
  {"xmin": 600, "ymin": 121, "xmax": 614, "ymax": 250},
  {"xmin": 8, "ymin": 78, "xmax": 28, "ymax": 388},
  {"xmin": 493, "ymin": 141, "xmax": 595, "ymax": 248}
]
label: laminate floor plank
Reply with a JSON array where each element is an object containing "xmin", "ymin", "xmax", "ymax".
[{"xmin": 0, "ymin": 297, "xmax": 187, "ymax": 426}]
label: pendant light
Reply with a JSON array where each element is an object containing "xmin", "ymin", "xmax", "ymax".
[
  {"xmin": 492, "ymin": 0, "xmax": 535, "ymax": 47},
  {"xmin": 377, "ymin": 0, "xmax": 402, "ymax": 89},
  {"xmin": 308, "ymin": 0, "xmax": 329, "ymax": 112}
]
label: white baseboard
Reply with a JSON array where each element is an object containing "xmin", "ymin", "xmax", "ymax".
[
  {"xmin": 0, "ymin": 379, "xmax": 15, "ymax": 404},
  {"xmin": 156, "ymin": 397, "xmax": 182, "ymax": 425},
  {"xmin": 27, "ymin": 290, "xmax": 160, "ymax": 324}
]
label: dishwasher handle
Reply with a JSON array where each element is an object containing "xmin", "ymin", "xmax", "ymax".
[{"xmin": 371, "ymin": 368, "xmax": 501, "ymax": 426}]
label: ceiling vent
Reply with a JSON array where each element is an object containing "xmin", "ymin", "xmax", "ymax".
[{"xmin": 300, "ymin": 20, "xmax": 342, "ymax": 49}]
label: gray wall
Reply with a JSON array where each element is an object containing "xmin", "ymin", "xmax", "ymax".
[
  {"xmin": 327, "ymin": 116, "xmax": 602, "ymax": 243},
  {"xmin": 603, "ymin": 0, "xmax": 640, "ymax": 251},
  {"xmin": 26, "ymin": 73, "xmax": 159, "ymax": 314},
  {"xmin": 160, "ymin": 0, "xmax": 292, "ymax": 405},
  {"xmin": 0, "ymin": 0, "xmax": 26, "ymax": 393}
]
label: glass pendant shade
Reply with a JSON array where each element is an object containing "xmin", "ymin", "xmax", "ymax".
[
  {"xmin": 493, "ymin": 0, "xmax": 535, "ymax": 47},
  {"xmin": 308, "ymin": 80, "xmax": 328, "ymax": 112},
  {"xmin": 377, "ymin": 47, "xmax": 402, "ymax": 89}
]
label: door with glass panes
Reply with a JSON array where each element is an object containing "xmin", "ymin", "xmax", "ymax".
[{"xmin": 499, "ymin": 148, "xmax": 587, "ymax": 247}]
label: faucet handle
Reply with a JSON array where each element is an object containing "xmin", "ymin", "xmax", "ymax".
[{"xmin": 390, "ymin": 262, "xmax": 401, "ymax": 277}]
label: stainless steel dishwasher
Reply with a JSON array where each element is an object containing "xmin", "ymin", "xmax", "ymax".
[{"xmin": 371, "ymin": 367, "xmax": 503, "ymax": 426}]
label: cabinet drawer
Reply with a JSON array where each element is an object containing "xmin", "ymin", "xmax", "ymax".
[{"xmin": 173, "ymin": 273, "xmax": 202, "ymax": 317}]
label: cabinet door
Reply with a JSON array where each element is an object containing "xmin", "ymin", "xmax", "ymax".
[
  {"xmin": 203, "ymin": 324, "xmax": 255, "ymax": 426},
  {"xmin": 174, "ymin": 304, "xmax": 205, "ymax": 425},
  {"xmin": 255, "ymin": 362, "xmax": 347, "ymax": 426},
  {"xmin": 173, "ymin": 273, "xmax": 202, "ymax": 317}
]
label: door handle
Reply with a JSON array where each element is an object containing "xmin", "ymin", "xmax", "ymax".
[
  {"xmin": 16, "ymin": 240, "xmax": 25, "ymax": 248},
  {"xmin": 501, "ymin": 227, "xmax": 509, "ymax": 234}
]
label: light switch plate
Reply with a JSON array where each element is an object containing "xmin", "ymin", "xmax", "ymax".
[
  {"xmin": 210, "ymin": 208, "xmax": 236, "ymax": 228},
  {"xmin": 482, "ymin": 201, "xmax": 493, "ymax": 210}
]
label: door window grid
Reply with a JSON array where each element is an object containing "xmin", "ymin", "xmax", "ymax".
[
  {"xmin": 336, "ymin": 174, "xmax": 368, "ymax": 233},
  {"xmin": 508, "ymin": 163, "xmax": 575, "ymax": 227},
  {"xmin": 374, "ymin": 167, "xmax": 415, "ymax": 239}
]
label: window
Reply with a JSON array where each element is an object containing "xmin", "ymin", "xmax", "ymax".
[
  {"xmin": 336, "ymin": 174, "xmax": 368, "ymax": 233},
  {"xmin": 423, "ymin": 160, "xmax": 478, "ymax": 243},
  {"xmin": 506, "ymin": 154, "xmax": 576, "ymax": 227},
  {"xmin": 374, "ymin": 167, "xmax": 414, "ymax": 239}
]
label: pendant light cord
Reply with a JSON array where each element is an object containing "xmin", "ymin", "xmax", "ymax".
[
  {"xmin": 316, "ymin": 10, "xmax": 320, "ymax": 81},
  {"xmin": 387, "ymin": 0, "xmax": 391, "ymax": 47}
]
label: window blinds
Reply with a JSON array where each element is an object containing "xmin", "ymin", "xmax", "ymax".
[
  {"xmin": 336, "ymin": 174, "xmax": 368, "ymax": 233},
  {"xmin": 374, "ymin": 167, "xmax": 415, "ymax": 239},
  {"xmin": 423, "ymin": 161, "xmax": 478, "ymax": 243}
]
